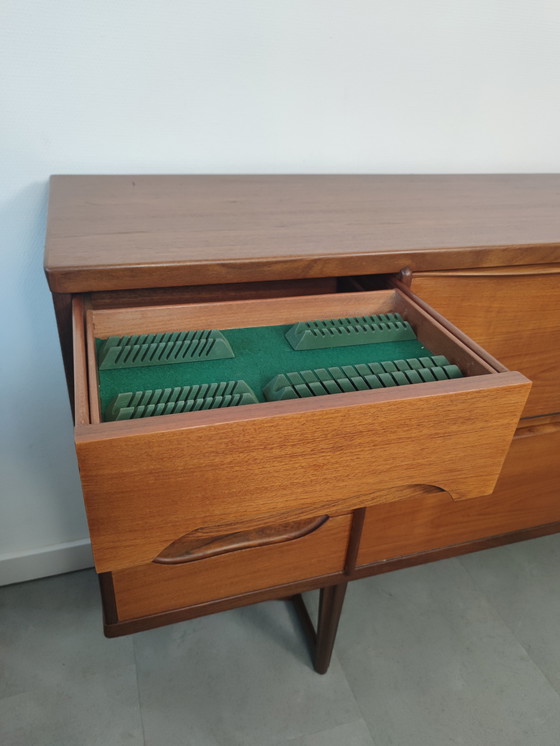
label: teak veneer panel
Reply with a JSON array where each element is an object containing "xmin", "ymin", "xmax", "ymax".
[
  {"xmin": 76, "ymin": 372, "xmax": 528, "ymax": 573},
  {"xmin": 45, "ymin": 175, "xmax": 560, "ymax": 292},
  {"xmin": 72, "ymin": 296, "xmax": 90, "ymax": 426},
  {"xmin": 111, "ymin": 514, "xmax": 352, "ymax": 620},
  {"xmin": 90, "ymin": 278, "xmax": 338, "ymax": 309},
  {"xmin": 92, "ymin": 290, "xmax": 397, "ymax": 338},
  {"xmin": 75, "ymin": 288, "xmax": 530, "ymax": 572},
  {"xmin": 357, "ymin": 423, "xmax": 560, "ymax": 566},
  {"xmin": 411, "ymin": 266, "xmax": 560, "ymax": 417}
]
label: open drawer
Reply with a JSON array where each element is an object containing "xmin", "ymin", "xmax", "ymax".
[{"xmin": 73, "ymin": 288, "xmax": 530, "ymax": 573}]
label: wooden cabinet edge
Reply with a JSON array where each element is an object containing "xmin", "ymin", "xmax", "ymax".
[{"xmin": 412, "ymin": 263, "xmax": 560, "ymax": 278}]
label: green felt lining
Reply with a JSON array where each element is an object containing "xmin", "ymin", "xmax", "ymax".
[{"xmin": 96, "ymin": 322, "xmax": 434, "ymax": 422}]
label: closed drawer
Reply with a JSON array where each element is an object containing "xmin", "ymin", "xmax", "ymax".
[
  {"xmin": 110, "ymin": 513, "xmax": 352, "ymax": 621},
  {"xmin": 72, "ymin": 288, "xmax": 530, "ymax": 573},
  {"xmin": 411, "ymin": 265, "xmax": 560, "ymax": 417},
  {"xmin": 357, "ymin": 419, "xmax": 560, "ymax": 566}
]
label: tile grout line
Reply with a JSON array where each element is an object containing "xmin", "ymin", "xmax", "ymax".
[
  {"xmin": 270, "ymin": 718, "xmax": 377, "ymax": 746},
  {"xmin": 458, "ymin": 555, "xmax": 560, "ymax": 703},
  {"xmin": 131, "ymin": 637, "xmax": 148, "ymax": 746}
]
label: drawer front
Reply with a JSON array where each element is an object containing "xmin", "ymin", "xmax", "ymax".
[
  {"xmin": 411, "ymin": 265, "xmax": 560, "ymax": 418},
  {"xmin": 74, "ymin": 290, "xmax": 530, "ymax": 573},
  {"xmin": 357, "ymin": 422, "xmax": 560, "ymax": 566},
  {"xmin": 111, "ymin": 513, "xmax": 352, "ymax": 621}
]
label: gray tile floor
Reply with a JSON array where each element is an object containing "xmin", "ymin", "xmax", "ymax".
[{"xmin": 1, "ymin": 534, "xmax": 559, "ymax": 746}]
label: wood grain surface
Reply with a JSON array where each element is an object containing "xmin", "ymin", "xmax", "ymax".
[
  {"xmin": 101, "ymin": 571, "xmax": 346, "ymax": 637},
  {"xmin": 91, "ymin": 289, "xmax": 397, "ymax": 337},
  {"xmin": 76, "ymin": 370, "xmax": 528, "ymax": 572},
  {"xmin": 45, "ymin": 175, "xmax": 560, "ymax": 292},
  {"xmin": 89, "ymin": 288, "xmax": 495, "ymax": 376},
  {"xmin": 90, "ymin": 278, "xmax": 338, "ymax": 309},
  {"xmin": 73, "ymin": 287, "xmax": 530, "ymax": 572},
  {"xmin": 52, "ymin": 292, "xmax": 74, "ymax": 406},
  {"xmin": 46, "ymin": 174, "xmax": 560, "ymax": 653},
  {"xmin": 72, "ymin": 296, "xmax": 90, "ymax": 426},
  {"xmin": 111, "ymin": 514, "xmax": 352, "ymax": 620},
  {"xmin": 85, "ymin": 304, "xmax": 101, "ymax": 424},
  {"xmin": 357, "ymin": 420, "xmax": 560, "ymax": 566},
  {"xmin": 411, "ymin": 265, "xmax": 560, "ymax": 417}
]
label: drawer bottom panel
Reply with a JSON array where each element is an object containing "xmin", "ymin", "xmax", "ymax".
[
  {"xmin": 357, "ymin": 426, "xmax": 560, "ymax": 567},
  {"xmin": 112, "ymin": 513, "xmax": 352, "ymax": 621}
]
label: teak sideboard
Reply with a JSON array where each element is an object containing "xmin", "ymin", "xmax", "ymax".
[{"xmin": 44, "ymin": 174, "xmax": 560, "ymax": 673}]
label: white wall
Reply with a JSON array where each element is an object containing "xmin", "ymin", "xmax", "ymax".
[{"xmin": 2, "ymin": 0, "xmax": 560, "ymax": 584}]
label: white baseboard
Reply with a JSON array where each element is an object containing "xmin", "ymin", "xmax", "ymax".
[{"xmin": 0, "ymin": 539, "xmax": 94, "ymax": 586}]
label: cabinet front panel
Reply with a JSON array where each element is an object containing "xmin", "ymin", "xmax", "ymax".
[
  {"xmin": 357, "ymin": 423, "xmax": 560, "ymax": 567},
  {"xmin": 411, "ymin": 266, "xmax": 560, "ymax": 418},
  {"xmin": 112, "ymin": 513, "xmax": 351, "ymax": 620}
]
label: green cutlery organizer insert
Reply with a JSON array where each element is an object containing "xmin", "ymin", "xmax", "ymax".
[
  {"xmin": 106, "ymin": 380, "xmax": 258, "ymax": 421},
  {"xmin": 263, "ymin": 356, "xmax": 462, "ymax": 401},
  {"xmin": 98, "ymin": 329, "xmax": 234, "ymax": 370},
  {"xmin": 96, "ymin": 316, "xmax": 463, "ymax": 422},
  {"xmin": 285, "ymin": 313, "xmax": 415, "ymax": 350}
]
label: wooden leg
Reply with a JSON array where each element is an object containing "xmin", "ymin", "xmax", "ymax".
[
  {"xmin": 315, "ymin": 582, "xmax": 348, "ymax": 674},
  {"xmin": 290, "ymin": 581, "xmax": 348, "ymax": 674}
]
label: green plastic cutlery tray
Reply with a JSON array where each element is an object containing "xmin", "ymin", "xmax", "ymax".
[{"xmin": 96, "ymin": 312, "xmax": 463, "ymax": 421}]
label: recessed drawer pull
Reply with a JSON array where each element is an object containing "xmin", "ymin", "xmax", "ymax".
[
  {"xmin": 105, "ymin": 380, "xmax": 258, "ymax": 421},
  {"xmin": 263, "ymin": 356, "xmax": 463, "ymax": 401},
  {"xmin": 286, "ymin": 312, "xmax": 415, "ymax": 350},
  {"xmin": 153, "ymin": 515, "xmax": 329, "ymax": 564},
  {"xmin": 98, "ymin": 329, "xmax": 234, "ymax": 370}
]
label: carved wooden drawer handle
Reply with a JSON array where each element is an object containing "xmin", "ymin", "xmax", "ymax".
[{"xmin": 153, "ymin": 515, "xmax": 329, "ymax": 565}]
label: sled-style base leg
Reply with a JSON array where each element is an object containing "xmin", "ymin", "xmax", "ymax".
[{"xmin": 291, "ymin": 582, "xmax": 348, "ymax": 674}]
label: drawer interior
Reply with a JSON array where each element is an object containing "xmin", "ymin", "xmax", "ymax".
[
  {"xmin": 82, "ymin": 288, "xmax": 497, "ymax": 425},
  {"xmin": 96, "ymin": 321, "xmax": 436, "ymax": 417}
]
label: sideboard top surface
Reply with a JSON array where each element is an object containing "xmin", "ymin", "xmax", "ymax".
[{"xmin": 44, "ymin": 174, "xmax": 560, "ymax": 292}]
